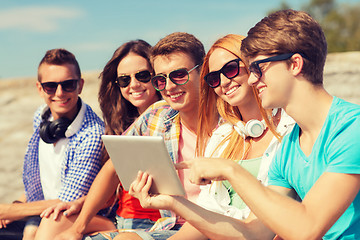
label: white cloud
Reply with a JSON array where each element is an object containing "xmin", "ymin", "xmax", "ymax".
[{"xmin": 0, "ymin": 6, "xmax": 84, "ymax": 32}]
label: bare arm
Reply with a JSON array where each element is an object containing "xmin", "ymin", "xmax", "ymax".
[
  {"xmin": 184, "ymin": 158, "xmax": 360, "ymax": 240},
  {"xmin": 130, "ymin": 171, "xmax": 278, "ymax": 240},
  {"xmin": 0, "ymin": 199, "xmax": 61, "ymax": 221}
]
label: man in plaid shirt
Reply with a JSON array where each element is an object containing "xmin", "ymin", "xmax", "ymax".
[
  {"xmin": 0, "ymin": 49, "xmax": 104, "ymax": 240},
  {"xmin": 38, "ymin": 32, "xmax": 205, "ymax": 240}
]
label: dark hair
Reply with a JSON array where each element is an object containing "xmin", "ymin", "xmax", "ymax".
[
  {"xmin": 151, "ymin": 32, "xmax": 205, "ymax": 68},
  {"xmin": 242, "ymin": 9, "xmax": 327, "ymax": 85},
  {"xmin": 98, "ymin": 40, "xmax": 160, "ymax": 163},
  {"xmin": 38, "ymin": 48, "xmax": 81, "ymax": 81}
]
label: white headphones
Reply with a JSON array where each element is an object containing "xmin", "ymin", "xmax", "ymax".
[
  {"xmin": 233, "ymin": 108, "xmax": 279, "ymax": 139},
  {"xmin": 234, "ymin": 120, "xmax": 266, "ymax": 139}
]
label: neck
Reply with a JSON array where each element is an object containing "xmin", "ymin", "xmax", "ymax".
[
  {"xmin": 236, "ymin": 98, "xmax": 263, "ymax": 122},
  {"xmin": 284, "ymin": 83, "xmax": 332, "ymax": 137},
  {"xmin": 179, "ymin": 110, "xmax": 198, "ymax": 134}
]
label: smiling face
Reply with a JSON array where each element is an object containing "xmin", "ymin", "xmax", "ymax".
[
  {"xmin": 153, "ymin": 52, "xmax": 200, "ymax": 116},
  {"xmin": 208, "ymin": 48, "xmax": 254, "ymax": 109},
  {"xmin": 117, "ymin": 52, "xmax": 159, "ymax": 114},
  {"xmin": 248, "ymin": 54, "xmax": 294, "ymax": 109},
  {"xmin": 37, "ymin": 63, "xmax": 83, "ymax": 120}
]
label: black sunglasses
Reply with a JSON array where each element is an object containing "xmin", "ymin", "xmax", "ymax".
[
  {"xmin": 204, "ymin": 58, "xmax": 242, "ymax": 88},
  {"xmin": 249, "ymin": 53, "xmax": 306, "ymax": 79},
  {"xmin": 151, "ymin": 65, "xmax": 199, "ymax": 91},
  {"xmin": 40, "ymin": 79, "xmax": 79, "ymax": 94},
  {"xmin": 115, "ymin": 70, "xmax": 152, "ymax": 88}
]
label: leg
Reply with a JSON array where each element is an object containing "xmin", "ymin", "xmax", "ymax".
[
  {"xmin": 22, "ymin": 225, "xmax": 37, "ymax": 240},
  {"xmin": 34, "ymin": 213, "xmax": 116, "ymax": 239},
  {"xmin": 114, "ymin": 232, "xmax": 142, "ymax": 240},
  {"xmin": 22, "ymin": 216, "xmax": 41, "ymax": 240}
]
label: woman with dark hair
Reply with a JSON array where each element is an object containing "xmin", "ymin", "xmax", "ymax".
[
  {"xmin": 34, "ymin": 40, "xmax": 161, "ymax": 239},
  {"xmin": 98, "ymin": 39, "xmax": 161, "ymax": 162}
]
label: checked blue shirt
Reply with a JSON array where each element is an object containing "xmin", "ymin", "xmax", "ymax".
[{"xmin": 23, "ymin": 102, "xmax": 104, "ymax": 202}]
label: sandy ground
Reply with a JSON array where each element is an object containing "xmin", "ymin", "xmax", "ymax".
[{"xmin": 0, "ymin": 52, "xmax": 360, "ymax": 203}]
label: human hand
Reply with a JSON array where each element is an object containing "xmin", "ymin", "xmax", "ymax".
[
  {"xmin": 40, "ymin": 199, "xmax": 84, "ymax": 220},
  {"xmin": 175, "ymin": 158, "xmax": 234, "ymax": 185},
  {"xmin": 0, "ymin": 219, "xmax": 12, "ymax": 229},
  {"xmin": 129, "ymin": 171, "xmax": 173, "ymax": 210}
]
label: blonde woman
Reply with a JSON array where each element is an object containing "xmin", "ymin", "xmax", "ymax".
[{"xmin": 128, "ymin": 34, "xmax": 295, "ymax": 240}]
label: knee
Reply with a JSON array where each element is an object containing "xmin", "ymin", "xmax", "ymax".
[
  {"xmin": 114, "ymin": 232, "xmax": 142, "ymax": 240},
  {"xmin": 22, "ymin": 225, "xmax": 38, "ymax": 240}
]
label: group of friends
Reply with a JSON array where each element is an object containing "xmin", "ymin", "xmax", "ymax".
[{"xmin": 1, "ymin": 9, "xmax": 360, "ymax": 240}]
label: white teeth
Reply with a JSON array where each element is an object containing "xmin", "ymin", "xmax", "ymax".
[
  {"xmin": 259, "ymin": 87, "xmax": 265, "ymax": 93},
  {"xmin": 225, "ymin": 86, "xmax": 239, "ymax": 95},
  {"xmin": 132, "ymin": 91, "xmax": 144, "ymax": 96},
  {"xmin": 170, "ymin": 92, "xmax": 183, "ymax": 98}
]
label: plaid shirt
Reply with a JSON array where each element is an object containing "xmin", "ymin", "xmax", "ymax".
[
  {"xmin": 124, "ymin": 100, "xmax": 180, "ymax": 231},
  {"xmin": 23, "ymin": 103, "xmax": 104, "ymax": 202}
]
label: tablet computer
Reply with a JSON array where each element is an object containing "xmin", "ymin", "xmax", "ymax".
[{"xmin": 102, "ymin": 135, "xmax": 185, "ymax": 196}]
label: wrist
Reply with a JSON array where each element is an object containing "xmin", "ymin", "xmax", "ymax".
[{"xmin": 225, "ymin": 160, "xmax": 242, "ymax": 183}]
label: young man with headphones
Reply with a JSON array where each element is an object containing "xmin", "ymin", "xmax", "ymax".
[{"xmin": 0, "ymin": 49, "xmax": 105, "ymax": 240}]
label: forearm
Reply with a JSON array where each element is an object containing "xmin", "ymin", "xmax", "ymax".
[
  {"xmin": 169, "ymin": 196, "xmax": 273, "ymax": 240},
  {"xmin": 70, "ymin": 160, "xmax": 119, "ymax": 234},
  {"xmin": 0, "ymin": 199, "xmax": 60, "ymax": 220},
  {"xmin": 226, "ymin": 165, "xmax": 360, "ymax": 240}
]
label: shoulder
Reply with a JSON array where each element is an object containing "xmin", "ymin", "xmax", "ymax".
[
  {"xmin": 140, "ymin": 100, "xmax": 178, "ymax": 123},
  {"xmin": 329, "ymin": 97, "xmax": 360, "ymax": 122},
  {"xmin": 74, "ymin": 103, "xmax": 104, "ymax": 139},
  {"xmin": 33, "ymin": 104, "xmax": 47, "ymax": 128}
]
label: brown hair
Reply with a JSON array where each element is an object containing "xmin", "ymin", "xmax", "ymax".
[
  {"xmin": 242, "ymin": 9, "xmax": 327, "ymax": 85},
  {"xmin": 197, "ymin": 34, "xmax": 280, "ymax": 160},
  {"xmin": 151, "ymin": 32, "xmax": 205, "ymax": 68},
  {"xmin": 98, "ymin": 40, "xmax": 160, "ymax": 163},
  {"xmin": 38, "ymin": 48, "xmax": 81, "ymax": 81}
]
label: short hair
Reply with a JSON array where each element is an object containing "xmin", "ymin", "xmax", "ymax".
[
  {"xmin": 242, "ymin": 9, "xmax": 327, "ymax": 85},
  {"xmin": 151, "ymin": 32, "xmax": 205, "ymax": 67},
  {"xmin": 38, "ymin": 48, "xmax": 81, "ymax": 80}
]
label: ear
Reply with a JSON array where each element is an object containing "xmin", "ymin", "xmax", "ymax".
[
  {"xmin": 77, "ymin": 78, "xmax": 85, "ymax": 94},
  {"xmin": 36, "ymin": 81, "xmax": 45, "ymax": 98},
  {"xmin": 290, "ymin": 53, "xmax": 304, "ymax": 76}
]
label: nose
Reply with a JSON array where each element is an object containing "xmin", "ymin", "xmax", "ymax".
[
  {"xmin": 129, "ymin": 76, "xmax": 141, "ymax": 88},
  {"xmin": 165, "ymin": 77, "xmax": 177, "ymax": 91},
  {"xmin": 247, "ymin": 72, "xmax": 259, "ymax": 86},
  {"xmin": 220, "ymin": 73, "xmax": 231, "ymax": 87},
  {"xmin": 55, "ymin": 84, "xmax": 65, "ymax": 96}
]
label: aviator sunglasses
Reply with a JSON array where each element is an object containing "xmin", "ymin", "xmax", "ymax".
[
  {"xmin": 204, "ymin": 58, "xmax": 242, "ymax": 88},
  {"xmin": 40, "ymin": 79, "xmax": 79, "ymax": 94},
  {"xmin": 115, "ymin": 70, "xmax": 152, "ymax": 88},
  {"xmin": 249, "ymin": 53, "xmax": 306, "ymax": 79},
  {"xmin": 151, "ymin": 65, "xmax": 199, "ymax": 91}
]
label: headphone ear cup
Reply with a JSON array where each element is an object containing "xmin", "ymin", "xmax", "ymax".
[
  {"xmin": 39, "ymin": 118, "xmax": 72, "ymax": 144},
  {"xmin": 245, "ymin": 120, "xmax": 266, "ymax": 138},
  {"xmin": 50, "ymin": 118, "xmax": 72, "ymax": 139},
  {"xmin": 40, "ymin": 120, "xmax": 57, "ymax": 144}
]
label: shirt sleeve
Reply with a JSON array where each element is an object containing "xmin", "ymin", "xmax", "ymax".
[
  {"xmin": 268, "ymin": 133, "xmax": 293, "ymax": 189},
  {"xmin": 326, "ymin": 117, "xmax": 360, "ymax": 174},
  {"xmin": 58, "ymin": 129, "xmax": 103, "ymax": 202}
]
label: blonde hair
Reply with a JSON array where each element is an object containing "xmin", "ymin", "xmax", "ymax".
[{"xmin": 196, "ymin": 34, "xmax": 281, "ymax": 160}]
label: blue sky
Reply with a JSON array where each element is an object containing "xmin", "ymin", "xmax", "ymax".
[{"xmin": 0, "ymin": 0, "xmax": 357, "ymax": 79}]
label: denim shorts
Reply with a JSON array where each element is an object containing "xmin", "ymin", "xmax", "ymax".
[
  {"xmin": 84, "ymin": 216, "xmax": 156, "ymax": 240},
  {"xmin": 134, "ymin": 224, "xmax": 182, "ymax": 240},
  {"xmin": 115, "ymin": 216, "xmax": 155, "ymax": 230}
]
